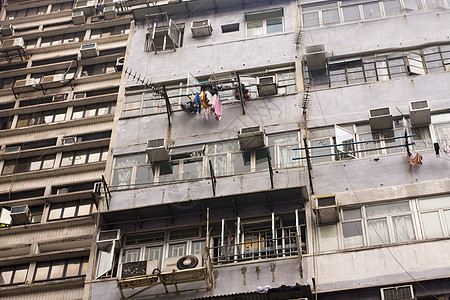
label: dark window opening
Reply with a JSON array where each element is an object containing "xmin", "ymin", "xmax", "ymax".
[
  {"xmin": 78, "ymin": 130, "xmax": 112, "ymax": 142},
  {"xmin": 19, "ymin": 97, "xmax": 53, "ymax": 107},
  {"xmin": 51, "ymin": 181, "xmax": 98, "ymax": 195},
  {"xmin": 0, "ymin": 188, "xmax": 45, "ymax": 202},
  {"xmin": 221, "ymin": 23, "xmax": 240, "ymax": 33},
  {"xmin": 31, "ymin": 55, "xmax": 78, "ymax": 67}
]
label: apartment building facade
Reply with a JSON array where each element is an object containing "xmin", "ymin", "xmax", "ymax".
[{"xmin": 0, "ymin": 0, "xmax": 130, "ymax": 299}]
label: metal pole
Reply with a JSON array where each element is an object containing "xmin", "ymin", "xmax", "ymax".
[
  {"xmin": 295, "ymin": 209, "xmax": 303, "ymax": 278},
  {"xmin": 303, "ymin": 137, "xmax": 314, "ymax": 195},
  {"xmin": 206, "ymin": 207, "xmax": 210, "ymax": 249}
]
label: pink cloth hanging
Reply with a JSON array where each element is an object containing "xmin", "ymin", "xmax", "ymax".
[{"xmin": 214, "ymin": 95, "xmax": 222, "ymax": 120}]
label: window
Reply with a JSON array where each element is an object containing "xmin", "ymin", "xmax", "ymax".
[
  {"xmin": 316, "ymin": 197, "xmax": 450, "ymax": 252},
  {"xmin": 246, "ymin": 9, "xmax": 283, "ymax": 37},
  {"xmin": 34, "ymin": 257, "xmax": 88, "ymax": 282},
  {"xmin": 1, "ymin": 76, "xmax": 27, "ymax": 90},
  {"xmin": 6, "ymin": 6, "xmax": 47, "ymax": 19},
  {"xmin": 145, "ymin": 22, "xmax": 184, "ymax": 53},
  {"xmin": 40, "ymin": 32, "xmax": 85, "ymax": 47},
  {"xmin": 2, "ymin": 155, "xmax": 56, "ymax": 175},
  {"xmin": 81, "ymin": 62, "xmax": 117, "ymax": 77},
  {"xmin": 221, "ymin": 23, "xmax": 239, "ymax": 33},
  {"xmin": 0, "ymin": 116, "xmax": 14, "ymax": 130},
  {"xmin": 16, "ymin": 109, "xmax": 67, "ymax": 128},
  {"xmin": 48, "ymin": 199, "xmax": 97, "ymax": 220},
  {"xmin": 267, "ymin": 132, "xmax": 301, "ymax": 168},
  {"xmin": 50, "ymin": 1, "xmax": 73, "ymax": 12},
  {"xmin": 0, "ymin": 265, "xmax": 28, "ymax": 286},
  {"xmin": 71, "ymin": 102, "xmax": 116, "ymax": 119},
  {"xmin": 60, "ymin": 147, "xmax": 108, "ymax": 167},
  {"xmin": 90, "ymin": 24, "xmax": 130, "ymax": 39}
]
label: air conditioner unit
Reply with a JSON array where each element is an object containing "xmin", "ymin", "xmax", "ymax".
[
  {"xmin": 103, "ymin": 6, "xmax": 117, "ymax": 20},
  {"xmin": 305, "ymin": 44, "xmax": 327, "ymax": 70},
  {"xmin": 10, "ymin": 205, "xmax": 31, "ymax": 225},
  {"xmin": 238, "ymin": 126, "xmax": 265, "ymax": 150},
  {"xmin": 2, "ymin": 37, "xmax": 24, "ymax": 49},
  {"xmin": 146, "ymin": 138, "xmax": 169, "ymax": 163},
  {"xmin": 162, "ymin": 254, "xmax": 202, "ymax": 273},
  {"xmin": 42, "ymin": 75, "xmax": 63, "ymax": 84},
  {"xmin": 120, "ymin": 260, "xmax": 159, "ymax": 279},
  {"xmin": 369, "ymin": 107, "xmax": 393, "ymax": 131},
  {"xmin": 257, "ymin": 76, "xmax": 278, "ymax": 97},
  {"xmin": 56, "ymin": 188, "xmax": 69, "ymax": 194},
  {"xmin": 73, "ymin": 92, "xmax": 86, "ymax": 99},
  {"xmin": 74, "ymin": 0, "xmax": 97, "ymax": 15},
  {"xmin": 1, "ymin": 24, "xmax": 15, "ymax": 36},
  {"xmin": 314, "ymin": 195, "xmax": 338, "ymax": 224},
  {"xmin": 5, "ymin": 146, "xmax": 21, "ymax": 153},
  {"xmin": 381, "ymin": 285, "xmax": 414, "ymax": 300},
  {"xmin": 72, "ymin": 11, "xmax": 86, "ymax": 25},
  {"xmin": 97, "ymin": 229, "xmax": 121, "ymax": 246},
  {"xmin": 115, "ymin": 57, "xmax": 124, "ymax": 72},
  {"xmin": 52, "ymin": 93, "xmax": 68, "ymax": 102},
  {"xmin": 62, "ymin": 136, "xmax": 77, "ymax": 145},
  {"xmin": 191, "ymin": 19, "xmax": 212, "ymax": 37},
  {"xmin": 14, "ymin": 78, "xmax": 37, "ymax": 88},
  {"xmin": 409, "ymin": 100, "xmax": 430, "ymax": 126},
  {"xmin": 80, "ymin": 43, "xmax": 99, "ymax": 58}
]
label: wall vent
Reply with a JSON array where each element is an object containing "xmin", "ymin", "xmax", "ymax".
[{"xmin": 380, "ymin": 285, "xmax": 414, "ymax": 300}]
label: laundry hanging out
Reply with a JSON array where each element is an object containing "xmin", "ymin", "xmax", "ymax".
[
  {"xmin": 404, "ymin": 130, "xmax": 423, "ymax": 166},
  {"xmin": 181, "ymin": 86, "xmax": 223, "ymax": 121}
]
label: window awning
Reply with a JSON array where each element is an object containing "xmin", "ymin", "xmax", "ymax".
[{"xmin": 189, "ymin": 283, "xmax": 312, "ymax": 300}]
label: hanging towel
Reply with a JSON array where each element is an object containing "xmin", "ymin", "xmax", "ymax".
[
  {"xmin": 407, "ymin": 153, "xmax": 423, "ymax": 165},
  {"xmin": 193, "ymin": 92, "xmax": 201, "ymax": 113},
  {"xmin": 214, "ymin": 95, "xmax": 222, "ymax": 120}
]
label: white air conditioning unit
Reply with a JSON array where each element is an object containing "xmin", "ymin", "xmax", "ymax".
[
  {"xmin": 314, "ymin": 195, "xmax": 338, "ymax": 224},
  {"xmin": 120, "ymin": 260, "xmax": 159, "ymax": 279},
  {"xmin": 191, "ymin": 19, "xmax": 212, "ymax": 37},
  {"xmin": 257, "ymin": 75, "xmax": 278, "ymax": 97},
  {"xmin": 238, "ymin": 126, "xmax": 265, "ymax": 150},
  {"xmin": 62, "ymin": 136, "xmax": 77, "ymax": 145},
  {"xmin": 5, "ymin": 145, "xmax": 21, "ymax": 153},
  {"xmin": 10, "ymin": 205, "xmax": 31, "ymax": 225},
  {"xmin": 1, "ymin": 24, "xmax": 15, "ymax": 36},
  {"xmin": 80, "ymin": 43, "xmax": 99, "ymax": 58},
  {"xmin": 103, "ymin": 6, "xmax": 117, "ymax": 20},
  {"xmin": 52, "ymin": 93, "xmax": 68, "ymax": 102},
  {"xmin": 115, "ymin": 57, "xmax": 124, "ymax": 72},
  {"xmin": 2, "ymin": 37, "xmax": 24, "ymax": 49},
  {"xmin": 381, "ymin": 285, "xmax": 414, "ymax": 300},
  {"xmin": 369, "ymin": 107, "xmax": 393, "ymax": 131},
  {"xmin": 42, "ymin": 74, "xmax": 64, "ymax": 84},
  {"xmin": 409, "ymin": 100, "xmax": 430, "ymax": 126},
  {"xmin": 72, "ymin": 11, "xmax": 86, "ymax": 25},
  {"xmin": 305, "ymin": 44, "xmax": 327, "ymax": 70},
  {"xmin": 74, "ymin": 0, "xmax": 97, "ymax": 15},
  {"xmin": 162, "ymin": 254, "xmax": 202, "ymax": 273},
  {"xmin": 14, "ymin": 78, "xmax": 37, "ymax": 88},
  {"xmin": 146, "ymin": 138, "xmax": 169, "ymax": 163},
  {"xmin": 97, "ymin": 229, "xmax": 121, "ymax": 246}
]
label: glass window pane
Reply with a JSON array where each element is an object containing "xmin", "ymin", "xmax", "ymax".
[
  {"xmin": 87, "ymin": 149, "xmax": 101, "ymax": 163},
  {"xmin": 182, "ymin": 158, "xmax": 203, "ymax": 180},
  {"xmin": 343, "ymin": 6, "xmax": 361, "ymax": 22},
  {"xmin": 80, "ymin": 258, "xmax": 88, "ymax": 275},
  {"xmin": 112, "ymin": 167, "xmax": 133, "ymax": 190},
  {"xmin": 77, "ymin": 200, "xmax": 92, "ymax": 216},
  {"xmin": 303, "ymin": 12, "xmax": 320, "ymax": 27},
  {"xmin": 168, "ymin": 243, "xmax": 187, "ymax": 257},
  {"xmin": 363, "ymin": 2, "xmax": 381, "ymax": 19},
  {"xmin": 209, "ymin": 155, "xmax": 227, "ymax": 176},
  {"xmin": 310, "ymin": 138, "xmax": 333, "ymax": 164},
  {"xmin": 97, "ymin": 245, "xmax": 113, "ymax": 277},
  {"xmin": 268, "ymin": 132, "xmax": 299, "ymax": 145},
  {"xmin": 84, "ymin": 105, "xmax": 97, "ymax": 117},
  {"xmin": 322, "ymin": 9, "xmax": 340, "ymax": 25},
  {"xmin": 366, "ymin": 202, "xmax": 410, "ymax": 216},
  {"xmin": 421, "ymin": 212, "xmax": 443, "ymax": 239},
  {"xmin": 72, "ymin": 108, "xmax": 84, "ymax": 119},
  {"xmin": 42, "ymin": 155, "xmax": 55, "ymax": 169},
  {"xmin": 66, "ymin": 259, "xmax": 81, "ymax": 277},
  {"xmin": 232, "ymin": 152, "xmax": 251, "ymax": 174},
  {"xmin": 247, "ymin": 20, "xmax": 264, "ymax": 37},
  {"xmin": 159, "ymin": 161, "xmax": 179, "ymax": 182},
  {"xmin": 207, "ymin": 141, "xmax": 238, "ymax": 154},
  {"xmin": 418, "ymin": 196, "xmax": 450, "ymax": 210},
  {"xmin": 343, "ymin": 208, "xmax": 362, "ymax": 220},
  {"xmin": 135, "ymin": 165, "xmax": 155, "ymax": 187},
  {"xmin": 115, "ymin": 154, "xmax": 146, "ymax": 167},
  {"xmin": 279, "ymin": 145, "xmax": 300, "ymax": 168},
  {"xmin": 29, "ymin": 160, "xmax": 41, "ymax": 171},
  {"xmin": 342, "ymin": 221, "xmax": 364, "ymax": 248},
  {"xmin": 73, "ymin": 151, "xmax": 87, "ymax": 165},
  {"xmin": 12, "ymin": 266, "xmax": 27, "ymax": 284},
  {"xmin": 61, "ymin": 153, "xmax": 74, "ymax": 166},
  {"xmin": 0, "ymin": 268, "xmax": 13, "ymax": 285},
  {"xmin": 62, "ymin": 202, "xmax": 77, "ymax": 218},
  {"xmin": 48, "ymin": 203, "xmax": 63, "ymax": 220},
  {"xmin": 266, "ymin": 18, "xmax": 283, "ymax": 34},
  {"xmin": 368, "ymin": 218, "xmax": 389, "ymax": 245},
  {"xmin": 392, "ymin": 215, "xmax": 415, "ymax": 242},
  {"xmin": 34, "ymin": 263, "xmax": 50, "ymax": 281},
  {"xmin": 255, "ymin": 148, "xmax": 270, "ymax": 171},
  {"xmin": 318, "ymin": 225, "xmax": 338, "ymax": 251},
  {"xmin": 123, "ymin": 249, "xmax": 140, "ymax": 263},
  {"xmin": 383, "ymin": 0, "xmax": 402, "ymax": 16},
  {"xmin": 444, "ymin": 210, "xmax": 450, "ymax": 235},
  {"xmin": 192, "ymin": 241, "xmax": 205, "ymax": 254}
]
